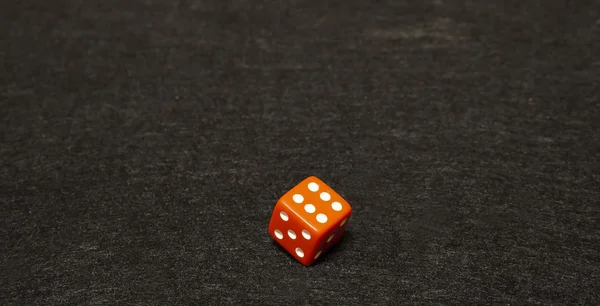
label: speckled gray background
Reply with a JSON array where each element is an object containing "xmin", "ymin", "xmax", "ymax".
[{"xmin": 2, "ymin": 0, "xmax": 599, "ymax": 304}]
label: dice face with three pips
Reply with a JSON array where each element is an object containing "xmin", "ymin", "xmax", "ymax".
[{"xmin": 268, "ymin": 176, "xmax": 352, "ymax": 266}]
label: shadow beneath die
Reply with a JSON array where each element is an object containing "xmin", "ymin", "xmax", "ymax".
[
  {"xmin": 270, "ymin": 239, "xmax": 298, "ymax": 263},
  {"xmin": 312, "ymin": 230, "xmax": 354, "ymax": 266}
]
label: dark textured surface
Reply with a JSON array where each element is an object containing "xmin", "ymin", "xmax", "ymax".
[{"xmin": 2, "ymin": 0, "xmax": 600, "ymax": 304}]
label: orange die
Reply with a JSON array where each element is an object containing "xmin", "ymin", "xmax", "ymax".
[{"xmin": 268, "ymin": 176, "xmax": 352, "ymax": 266}]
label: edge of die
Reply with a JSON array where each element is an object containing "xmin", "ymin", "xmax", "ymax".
[
  {"xmin": 304, "ymin": 175, "xmax": 325, "ymax": 186},
  {"xmin": 270, "ymin": 175, "xmax": 353, "ymax": 267},
  {"xmin": 307, "ymin": 175, "xmax": 348, "ymax": 197},
  {"xmin": 277, "ymin": 175, "xmax": 326, "ymax": 204}
]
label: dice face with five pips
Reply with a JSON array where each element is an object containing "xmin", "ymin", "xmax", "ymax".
[{"xmin": 268, "ymin": 176, "xmax": 352, "ymax": 266}]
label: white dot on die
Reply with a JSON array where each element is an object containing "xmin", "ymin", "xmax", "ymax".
[
  {"xmin": 295, "ymin": 247, "xmax": 304, "ymax": 258},
  {"xmin": 293, "ymin": 194, "xmax": 304, "ymax": 203},
  {"xmin": 280, "ymin": 211, "xmax": 289, "ymax": 221},
  {"xmin": 320, "ymin": 192, "xmax": 331, "ymax": 201},
  {"xmin": 340, "ymin": 218, "xmax": 347, "ymax": 227},
  {"xmin": 287, "ymin": 229, "xmax": 297, "ymax": 239},
  {"xmin": 316, "ymin": 213, "xmax": 328, "ymax": 223},
  {"xmin": 304, "ymin": 204, "xmax": 316, "ymax": 213},
  {"xmin": 274, "ymin": 229, "xmax": 283, "ymax": 239},
  {"xmin": 331, "ymin": 202, "xmax": 342, "ymax": 211},
  {"xmin": 308, "ymin": 182, "xmax": 319, "ymax": 192},
  {"xmin": 314, "ymin": 250, "xmax": 322, "ymax": 259},
  {"xmin": 327, "ymin": 234, "xmax": 335, "ymax": 243},
  {"xmin": 302, "ymin": 230, "xmax": 311, "ymax": 240}
]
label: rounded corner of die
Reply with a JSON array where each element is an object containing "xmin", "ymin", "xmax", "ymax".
[
  {"xmin": 303, "ymin": 175, "xmax": 322, "ymax": 184},
  {"xmin": 296, "ymin": 255, "xmax": 315, "ymax": 267},
  {"xmin": 345, "ymin": 204, "xmax": 353, "ymax": 215},
  {"xmin": 274, "ymin": 197, "xmax": 291, "ymax": 210}
]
